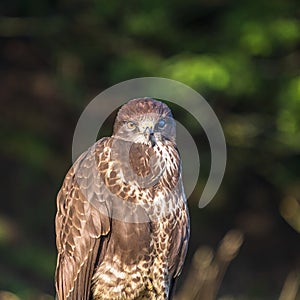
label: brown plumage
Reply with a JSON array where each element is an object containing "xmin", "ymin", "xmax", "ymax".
[{"xmin": 55, "ymin": 98, "xmax": 190, "ymax": 300}]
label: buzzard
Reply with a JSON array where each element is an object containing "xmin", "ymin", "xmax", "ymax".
[{"xmin": 55, "ymin": 98, "xmax": 190, "ymax": 299}]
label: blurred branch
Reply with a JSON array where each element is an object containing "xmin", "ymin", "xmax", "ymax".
[
  {"xmin": 176, "ymin": 229, "xmax": 244, "ymax": 300},
  {"xmin": 279, "ymin": 271, "xmax": 300, "ymax": 300}
]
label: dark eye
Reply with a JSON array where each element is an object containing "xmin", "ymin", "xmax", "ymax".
[
  {"xmin": 157, "ymin": 119, "xmax": 166, "ymax": 128},
  {"xmin": 127, "ymin": 121, "xmax": 136, "ymax": 130}
]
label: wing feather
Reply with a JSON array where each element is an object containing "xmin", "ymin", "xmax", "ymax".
[
  {"xmin": 168, "ymin": 197, "xmax": 190, "ymax": 300},
  {"xmin": 168, "ymin": 217, "xmax": 189, "ymax": 277},
  {"xmin": 55, "ymin": 139, "xmax": 111, "ymax": 300}
]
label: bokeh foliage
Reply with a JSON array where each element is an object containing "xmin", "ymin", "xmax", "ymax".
[{"xmin": 0, "ymin": 0, "xmax": 300, "ymax": 299}]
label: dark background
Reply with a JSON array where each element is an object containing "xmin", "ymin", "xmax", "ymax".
[{"xmin": 0, "ymin": 0, "xmax": 300, "ymax": 299}]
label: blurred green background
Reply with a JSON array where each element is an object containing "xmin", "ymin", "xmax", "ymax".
[{"xmin": 0, "ymin": 0, "xmax": 300, "ymax": 299}]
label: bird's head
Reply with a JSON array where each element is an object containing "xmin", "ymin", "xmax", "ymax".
[{"xmin": 113, "ymin": 98, "xmax": 176, "ymax": 146}]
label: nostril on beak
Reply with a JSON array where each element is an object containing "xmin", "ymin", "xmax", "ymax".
[{"xmin": 144, "ymin": 127, "xmax": 153, "ymax": 135}]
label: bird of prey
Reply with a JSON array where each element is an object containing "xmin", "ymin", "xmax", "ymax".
[{"xmin": 55, "ymin": 98, "xmax": 190, "ymax": 300}]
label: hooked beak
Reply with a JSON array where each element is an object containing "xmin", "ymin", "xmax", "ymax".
[
  {"xmin": 142, "ymin": 124, "xmax": 156, "ymax": 147},
  {"xmin": 139, "ymin": 120, "xmax": 156, "ymax": 147}
]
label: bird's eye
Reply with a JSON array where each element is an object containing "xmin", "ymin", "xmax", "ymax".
[
  {"xmin": 127, "ymin": 121, "xmax": 136, "ymax": 130},
  {"xmin": 157, "ymin": 119, "xmax": 166, "ymax": 128}
]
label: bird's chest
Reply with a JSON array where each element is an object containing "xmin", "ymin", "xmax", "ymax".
[{"xmin": 92, "ymin": 208, "xmax": 180, "ymax": 300}]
